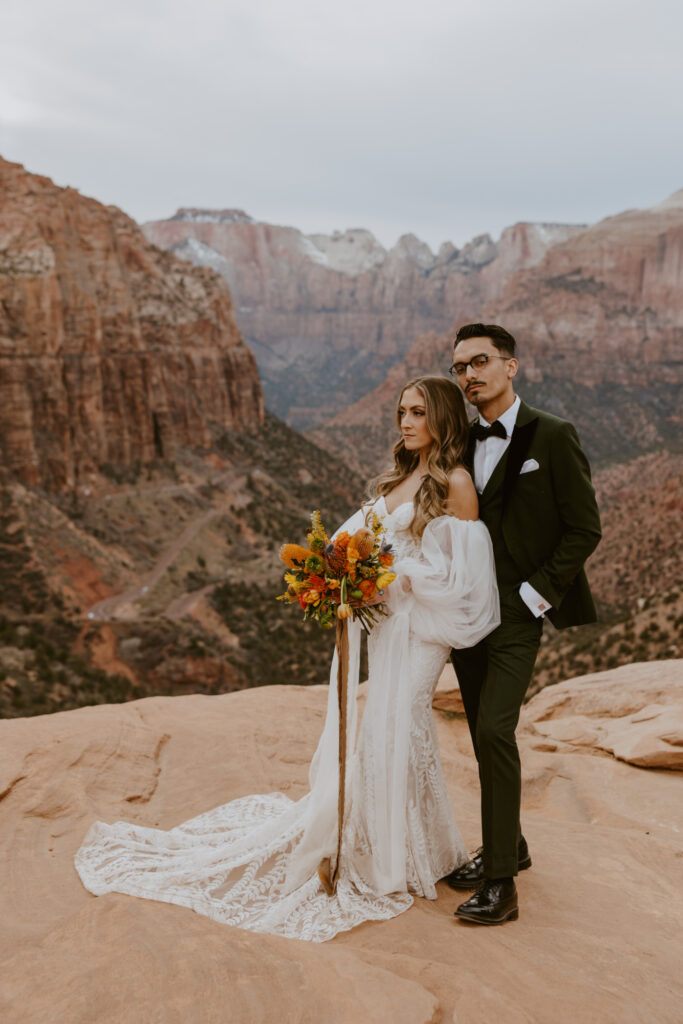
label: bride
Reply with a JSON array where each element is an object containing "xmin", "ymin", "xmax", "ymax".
[{"xmin": 75, "ymin": 376, "xmax": 500, "ymax": 942}]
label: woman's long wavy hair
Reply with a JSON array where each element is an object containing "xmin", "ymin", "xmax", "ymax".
[{"xmin": 371, "ymin": 376, "xmax": 470, "ymax": 539}]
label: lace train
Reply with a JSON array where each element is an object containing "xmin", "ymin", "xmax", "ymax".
[{"xmin": 74, "ymin": 500, "xmax": 500, "ymax": 942}]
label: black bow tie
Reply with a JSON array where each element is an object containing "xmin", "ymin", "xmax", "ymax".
[{"xmin": 471, "ymin": 420, "xmax": 508, "ymax": 442}]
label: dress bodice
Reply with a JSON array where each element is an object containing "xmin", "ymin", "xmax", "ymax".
[{"xmin": 373, "ymin": 495, "xmax": 421, "ymax": 562}]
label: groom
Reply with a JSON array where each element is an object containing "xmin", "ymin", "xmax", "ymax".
[{"xmin": 446, "ymin": 323, "xmax": 601, "ymax": 924}]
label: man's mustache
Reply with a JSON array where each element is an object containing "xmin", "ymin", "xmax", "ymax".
[{"xmin": 465, "ymin": 381, "xmax": 484, "ymax": 391}]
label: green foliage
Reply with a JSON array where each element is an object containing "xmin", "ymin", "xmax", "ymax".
[
  {"xmin": 210, "ymin": 580, "xmax": 333, "ymax": 686},
  {"xmin": 210, "ymin": 579, "xmax": 368, "ymax": 687},
  {"xmin": 100, "ymin": 460, "xmax": 143, "ymax": 485},
  {"xmin": 0, "ymin": 614, "xmax": 144, "ymax": 718},
  {"xmin": 216, "ymin": 411, "xmax": 364, "ymax": 529}
]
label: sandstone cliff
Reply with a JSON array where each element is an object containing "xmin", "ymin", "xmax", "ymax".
[
  {"xmin": 312, "ymin": 190, "xmax": 683, "ymax": 469},
  {"xmin": 0, "ymin": 158, "xmax": 264, "ymax": 492},
  {"xmin": 489, "ymin": 189, "xmax": 683, "ymax": 435},
  {"xmin": 143, "ymin": 209, "xmax": 582, "ymax": 428},
  {"xmin": 0, "ymin": 660, "xmax": 681, "ymax": 1023}
]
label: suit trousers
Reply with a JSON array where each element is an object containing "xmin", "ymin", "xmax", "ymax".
[{"xmin": 450, "ymin": 584, "xmax": 543, "ymax": 878}]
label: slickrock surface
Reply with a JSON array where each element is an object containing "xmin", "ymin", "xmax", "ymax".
[
  {"xmin": 1, "ymin": 661, "xmax": 681, "ymax": 1023},
  {"xmin": 0, "ymin": 158, "xmax": 263, "ymax": 491},
  {"xmin": 143, "ymin": 209, "xmax": 581, "ymax": 427},
  {"xmin": 520, "ymin": 661, "xmax": 683, "ymax": 769}
]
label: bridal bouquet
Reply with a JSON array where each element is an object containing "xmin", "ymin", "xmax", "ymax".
[{"xmin": 278, "ymin": 510, "xmax": 396, "ymax": 631}]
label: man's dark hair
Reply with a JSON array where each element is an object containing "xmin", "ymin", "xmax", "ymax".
[{"xmin": 454, "ymin": 322, "xmax": 517, "ymax": 357}]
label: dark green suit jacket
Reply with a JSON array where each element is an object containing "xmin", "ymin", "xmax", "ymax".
[{"xmin": 469, "ymin": 400, "xmax": 602, "ymax": 630}]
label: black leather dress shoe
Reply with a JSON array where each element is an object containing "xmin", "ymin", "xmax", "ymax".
[
  {"xmin": 454, "ymin": 878, "xmax": 518, "ymax": 925},
  {"xmin": 443, "ymin": 836, "xmax": 531, "ymax": 890}
]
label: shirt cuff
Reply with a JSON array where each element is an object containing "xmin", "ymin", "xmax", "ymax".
[{"xmin": 519, "ymin": 581, "xmax": 552, "ymax": 618}]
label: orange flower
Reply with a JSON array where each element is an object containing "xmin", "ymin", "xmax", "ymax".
[
  {"xmin": 327, "ymin": 538, "xmax": 348, "ymax": 575},
  {"xmin": 359, "ymin": 579, "xmax": 376, "ymax": 599},
  {"xmin": 350, "ymin": 527, "xmax": 375, "ymax": 559},
  {"xmin": 379, "ymin": 551, "xmax": 394, "ymax": 567},
  {"xmin": 302, "ymin": 590, "xmax": 321, "ymax": 605},
  {"xmin": 280, "ymin": 543, "xmax": 314, "ymax": 569}
]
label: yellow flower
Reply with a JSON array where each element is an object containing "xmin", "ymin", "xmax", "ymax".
[
  {"xmin": 326, "ymin": 578, "xmax": 341, "ymax": 589},
  {"xmin": 366, "ymin": 510, "xmax": 384, "ymax": 535},
  {"xmin": 284, "ymin": 573, "xmax": 306, "ymax": 594},
  {"xmin": 308, "ymin": 510, "xmax": 328, "ymax": 548},
  {"xmin": 303, "ymin": 590, "xmax": 321, "ymax": 605},
  {"xmin": 375, "ymin": 572, "xmax": 397, "ymax": 591},
  {"xmin": 337, "ymin": 603, "xmax": 353, "ymax": 619}
]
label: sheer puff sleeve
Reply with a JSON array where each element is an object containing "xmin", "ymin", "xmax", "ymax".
[{"xmin": 386, "ymin": 515, "xmax": 500, "ymax": 649}]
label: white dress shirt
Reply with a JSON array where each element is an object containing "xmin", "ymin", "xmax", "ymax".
[
  {"xmin": 473, "ymin": 395, "xmax": 520, "ymax": 495},
  {"xmin": 473, "ymin": 395, "xmax": 551, "ymax": 619}
]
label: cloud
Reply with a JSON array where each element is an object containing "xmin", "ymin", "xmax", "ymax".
[{"xmin": 1, "ymin": 0, "xmax": 682, "ymax": 248}]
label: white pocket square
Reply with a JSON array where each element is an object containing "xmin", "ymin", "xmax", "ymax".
[{"xmin": 520, "ymin": 458, "xmax": 540, "ymax": 475}]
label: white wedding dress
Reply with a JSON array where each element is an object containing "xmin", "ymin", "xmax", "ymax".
[{"xmin": 74, "ymin": 498, "xmax": 500, "ymax": 942}]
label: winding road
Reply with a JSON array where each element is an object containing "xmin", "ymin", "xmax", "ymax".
[{"xmin": 86, "ymin": 472, "xmax": 248, "ymax": 621}]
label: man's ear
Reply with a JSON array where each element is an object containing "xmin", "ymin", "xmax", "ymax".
[{"xmin": 507, "ymin": 358, "xmax": 519, "ymax": 379}]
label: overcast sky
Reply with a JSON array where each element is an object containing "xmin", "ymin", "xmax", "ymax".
[{"xmin": 2, "ymin": 0, "xmax": 682, "ymax": 250}]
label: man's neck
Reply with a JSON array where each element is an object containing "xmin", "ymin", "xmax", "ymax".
[{"xmin": 480, "ymin": 391, "xmax": 518, "ymax": 424}]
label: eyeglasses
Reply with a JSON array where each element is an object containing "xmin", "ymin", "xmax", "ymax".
[{"xmin": 449, "ymin": 353, "xmax": 511, "ymax": 377}]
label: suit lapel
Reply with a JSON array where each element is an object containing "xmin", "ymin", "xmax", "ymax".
[
  {"xmin": 501, "ymin": 401, "xmax": 539, "ymax": 509},
  {"xmin": 464, "ymin": 421, "xmax": 477, "ymax": 473}
]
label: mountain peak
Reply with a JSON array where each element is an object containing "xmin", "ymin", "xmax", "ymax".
[
  {"xmin": 651, "ymin": 188, "xmax": 683, "ymax": 212},
  {"xmin": 170, "ymin": 209, "xmax": 254, "ymax": 224},
  {"xmin": 305, "ymin": 228, "xmax": 386, "ymax": 275}
]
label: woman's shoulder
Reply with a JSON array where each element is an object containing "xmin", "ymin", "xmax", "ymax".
[
  {"xmin": 447, "ymin": 465, "xmax": 473, "ymax": 486},
  {"xmin": 445, "ymin": 466, "xmax": 478, "ymax": 521},
  {"xmin": 447, "ymin": 465, "xmax": 476, "ymax": 497}
]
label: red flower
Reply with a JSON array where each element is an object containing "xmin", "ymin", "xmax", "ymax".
[{"xmin": 308, "ymin": 574, "xmax": 327, "ymax": 593}]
